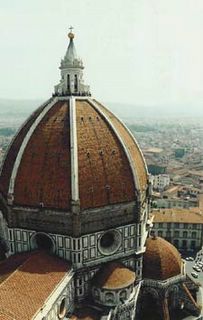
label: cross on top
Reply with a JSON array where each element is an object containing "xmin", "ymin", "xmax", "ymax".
[{"xmin": 69, "ymin": 26, "xmax": 74, "ymax": 33}]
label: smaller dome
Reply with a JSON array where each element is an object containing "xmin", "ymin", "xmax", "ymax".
[
  {"xmin": 93, "ymin": 262, "xmax": 136, "ymax": 290},
  {"xmin": 143, "ymin": 236, "xmax": 182, "ymax": 280}
]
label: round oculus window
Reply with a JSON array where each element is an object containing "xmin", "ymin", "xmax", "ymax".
[
  {"xmin": 58, "ymin": 298, "xmax": 67, "ymax": 319},
  {"xmin": 98, "ymin": 230, "xmax": 121, "ymax": 255}
]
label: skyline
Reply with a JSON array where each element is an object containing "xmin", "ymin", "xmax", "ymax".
[{"xmin": 1, "ymin": 0, "xmax": 203, "ymax": 109}]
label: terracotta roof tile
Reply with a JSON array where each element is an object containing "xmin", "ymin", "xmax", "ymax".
[
  {"xmin": 1, "ymin": 98, "xmax": 147, "ymax": 212},
  {"xmin": 153, "ymin": 208, "xmax": 203, "ymax": 224},
  {"xmin": 76, "ymin": 100, "xmax": 135, "ymax": 209},
  {"xmin": 0, "ymin": 251, "xmax": 32, "ymax": 284},
  {"xmin": 14, "ymin": 101, "xmax": 71, "ymax": 210},
  {"xmin": 94, "ymin": 100, "xmax": 148, "ymax": 192},
  {"xmin": 143, "ymin": 236, "xmax": 182, "ymax": 280},
  {"xmin": 0, "ymin": 313, "xmax": 15, "ymax": 320},
  {"xmin": 0, "ymin": 102, "xmax": 49, "ymax": 197},
  {"xmin": 0, "ymin": 251, "xmax": 70, "ymax": 320},
  {"xmin": 93, "ymin": 262, "xmax": 136, "ymax": 289}
]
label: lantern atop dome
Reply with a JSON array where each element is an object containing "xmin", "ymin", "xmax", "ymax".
[
  {"xmin": 68, "ymin": 26, "xmax": 75, "ymax": 39},
  {"xmin": 54, "ymin": 28, "xmax": 90, "ymax": 96}
]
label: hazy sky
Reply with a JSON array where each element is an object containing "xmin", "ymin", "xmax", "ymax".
[{"xmin": 1, "ymin": 0, "xmax": 203, "ymax": 107}]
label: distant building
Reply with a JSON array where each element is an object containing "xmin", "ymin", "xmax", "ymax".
[
  {"xmin": 177, "ymin": 186, "xmax": 201, "ymax": 198},
  {"xmin": 153, "ymin": 185, "xmax": 201, "ymax": 209},
  {"xmin": 148, "ymin": 164, "xmax": 167, "ymax": 175},
  {"xmin": 155, "ymin": 197, "xmax": 198, "ymax": 209},
  {"xmin": 152, "ymin": 208, "xmax": 203, "ymax": 251},
  {"xmin": 151, "ymin": 174, "xmax": 170, "ymax": 191},
  {"xmin": 175, "ymin": 148, "xmax": 185, "ymax": 159}
]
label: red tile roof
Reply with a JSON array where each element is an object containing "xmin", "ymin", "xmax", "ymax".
[
  {"xmin": 0, "ymin": 314, "xmax": 15, "ymax": 320},
  {"xmin": 93, "ymin": 262, "xmax": 136, "ymax": 289},
  {"xmin": 0, "ymin": 98, "xmax": 147, "ymax": 211},
  {"xmin": 0, "ymin": 251, "xmax": 71, "ymax": 320},
  {"xmin": 143, "ymin": 236, "xmax": 182, "ymax": 280},
  {"xmin": 14, "ymin": 101, "xmax": 71, "ymax": 210},
  {"xmin": 0, "ymin": 251, "xmax": 32, "ymax": 284},
  {"xmin": 153, "ymin": 208, "xmax": 203, "ymax": 224},
  {"xmin": 76, "ymin": 100, "xmax": 136, "ymax": 208},
  {"xmin": 94, "ymin": 100, "xmax": 148, "ymax": 192},
  {"xmin": 0, "ymin": 102, "xmax": 49, "ymax": 197}
]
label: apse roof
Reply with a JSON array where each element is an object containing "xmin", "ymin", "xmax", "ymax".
[
  {"xmin": 143, "ymin": 236, "xmax": 182, "ymax": 281},
  {"xmin": 92, "ymin": 262, "xmax": 136, "ymax": 289}
]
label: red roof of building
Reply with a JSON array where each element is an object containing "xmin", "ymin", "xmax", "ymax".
[
  {"xmin": 0, "ymin": 314, "xmax": 14, "ymax": 320},
  {"xmin": 143, "ymin": 236, "xmax": 182, "ymax": 280},
  {"xmin": 0, "ymin": 102, "xmax": 49, "ymax": 201},
  {"xmin": 153, "ymin": 208, "xmax": 203, "ymax": 224},
  {"xmin": 93, "ymin": 262, "xmax": 136, "ymax": 289},
  {"xmin": 0, "ymin": 251, "xmax": 71, "ymax": 320},
  {"xmin": 0, "ymin": 98, "xmax": 147, "ymax": 211},
  {"xmin": 12, "ymin": 101, "xmax": 71, "ymax": 210}
]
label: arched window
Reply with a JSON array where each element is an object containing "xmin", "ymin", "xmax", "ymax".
[
  {"xmin": 105, "ymin": 292, "xmax": 114, "ymax": 304},
  {"xmin": 182, "ymin": 240, "xmax": 187, "ymax": 248},
  {"xmin": 191, "ymin": 240, "xmax": 196, "ymax": 249},
  {"xmin": 93, "ymin": 288, "xmax": 99, "ymax": 298},
  {"xmin": 119, "ymin": 290, "xmax": 127, "ymax": 302},
  {"xmin": 192, "ymin": 231, "xmax": 196, "ymax": 239},
  {"xmin": 74, "ymin": 74, "xmax": 78, "ymax": 92},
  {"xmin": 183, "ymin": 231, "xmax": 188, "ymax": 238},
  {"xmin": 67, "ymin": 74, "xmax": 70, "ymax": 92},
  {"xmin": 32, "ymin": 232, "xmax": 54, "ymax": 253}
]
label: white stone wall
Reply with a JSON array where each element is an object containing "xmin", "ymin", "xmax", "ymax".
[
  {"xmin": 152, "ymin": 174, "xmax": 170, "ymax": 191},
  {"xmin": 7, "ymin": 223, "xmax": 146, "ymax": 302},
  {"xmin": 8, "ymin": 222, "xmax": 144, "ymax": 266},
  {"xmin": 92, "ymin": 283, "xmax": 135, "ymax": 307},
  {"xmin": 73, "ymin": 255, "xmax": 142, "ymax": 301},
  {"xmin": 0, "ymin": 211, "xmax": 8, "ymax": 242}
]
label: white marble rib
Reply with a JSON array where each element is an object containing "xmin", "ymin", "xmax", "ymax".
[
  {"xmin": 69, "ymin": 97, "xmax": 79, "ymax": 201},
  {"xmin": 8, "ymin": 97, "xmax": 59, "ymax": 196},
  {"xmin": 87, "ymin": 98, "xmax": 141, "ymax": 193}
]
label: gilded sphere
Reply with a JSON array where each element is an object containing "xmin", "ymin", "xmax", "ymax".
[{"xmin": 68, "ymin": 32, "xmax": 75, "ymax": 39}]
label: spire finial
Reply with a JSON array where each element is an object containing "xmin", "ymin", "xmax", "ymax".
[
  {"xmin": 68, "ymin": 26, "xmax": 75, "ymax": 39},
  {"xmin": 54, "ymin": 29, "xmax": 91, "ymax": 96}
]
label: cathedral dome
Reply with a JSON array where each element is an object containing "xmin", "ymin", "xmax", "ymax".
[
  {"xmin": 92, "ymin": 262, "xmax": 136, "ymax": 290},
  {"xmin": 143, "ymin": 236, "xmax": 182, "ymax": 280},
  {"xmin": 0, "ymin": 32, "xmax": 148, "ymax": 237},
  {"xmin": 92, "ymin": 262, "xmax": 136, "ymax": 307},
  {"xmin": 0, "ymin": 98, "xmax": 147, "ymax": 211}
]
